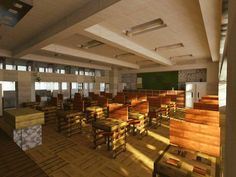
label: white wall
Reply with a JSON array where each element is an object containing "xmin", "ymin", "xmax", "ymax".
[{"xmin": 120, "ymin": 60, "xmax": 219, "ymax": 95}]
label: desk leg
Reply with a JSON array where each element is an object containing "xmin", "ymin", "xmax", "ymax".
[{"xmin": 93, "ymin": 127, "xmax": 97, "ymax": 149}]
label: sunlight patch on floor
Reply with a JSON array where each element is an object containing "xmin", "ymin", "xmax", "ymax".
[
  {"xmin": 148, "ymin": 130, "xmax": 170, "ymax": 145},
  {"xmin": 126, "ymin": 143, "xmax": 153, "ymax": 169},
  {"xmin": 146, "ymin": 144, "xmax": 156, "ymax": 150}
]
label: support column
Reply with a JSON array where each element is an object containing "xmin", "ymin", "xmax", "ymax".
[
  {"xmin": 109, "ymin": 68, "xmax": 119, "ymax": 96},
  {"xmin": 17, "ymin": 72, "xmax": 34, "ymax": 105},
  {"xmin": 224, "ymin": 0, "xmax": 236, "ymax": 176}
]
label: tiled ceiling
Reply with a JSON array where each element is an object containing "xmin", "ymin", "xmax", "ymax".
[
  {"xmin": 0, "ymin": 0, "xmax": 91, "ymax": 50},
  {"xmin": 87, "ymin": 0, "xmax": 211, "ymax": 61},
  {"xmin": 0, "ymin": 0, "xmax": 221, "ymax": 69}
]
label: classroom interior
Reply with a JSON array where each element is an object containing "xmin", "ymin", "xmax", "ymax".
[{"xmin": 0, "ymin": 0, "xmax": 235, "ymax": 177}]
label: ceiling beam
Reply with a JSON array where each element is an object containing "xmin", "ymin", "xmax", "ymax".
[
  {"xmin": 199, "ymin": 0, "xmax": 221, "ymax": 62},
  {"xmin": 13, "ymin": 0, "xmax": 121, "ymax": 58},
  {"xmin": 21, "ymin": 54, "xmax": 111, "ymax": 70},
  {"xmin": 0, "ymin": 49, "xmax": 12, "ymax": 57},
  {"xmin": 84, "ymin": 24, "xmax": 173, "ymax": 66},
  {"xmin": 42, "ymin": 44, "xmax": 140, "ymax": 69}
]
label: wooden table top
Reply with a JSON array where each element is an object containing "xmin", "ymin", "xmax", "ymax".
[
  {"xmin": 92, "ymin": 118, "xmax": 127, "ymax": 132},
  {"xmin": 154, "ymin": 145, "xmax": 216, "ymax": 177}
]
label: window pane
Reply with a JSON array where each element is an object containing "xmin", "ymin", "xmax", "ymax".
[
  {"xmin": 46, "ymin": 68, "xmax": 53, "ymax": 73},
  {"xmin": 6, "ymin": 65, "xmax": 14, "ymax": 70},
  {"xmin": 62, "ymin": 82, "xmax": 67, "ymax": 90},
  {"xmin": 79, "ymin": 69, "xmax": 84, "ymax": 75},
  {"xmin": 53, "ymin": 82, "xmax": 59, "ymax": 90},
  {"xmin": 61, "ymin": 69, "xmax": 65, "ymax": 74},
  {"xmin": 89, "ymin": 83, "xmax": 94, "ymax": 92},
  {"xmin": 17, "ymin": 65, "xmax": 27, "ymax": 71},
  {"xmin": 39, "ymin": 67, "xmax": 44, "ymax": 72},
  {"xmin": 0, "ymin": 81, "xmax": 15, "ymax": 95},
  {"xmin": 95, "ymin": 70, "xmax": 101, "ymax": 77},
  {"xmin": 100, "ymin": 83, "xmax": 105, "ymax": 92},
  {"xmin": 78, "ymin": 83, "xmax": 83, "ymax": 90},
  {"xmin": 72, "ymin": 82, "xmax": 77, "ymax": 89}
]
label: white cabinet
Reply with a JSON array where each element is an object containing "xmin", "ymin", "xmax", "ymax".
[{"xmin": 185, "ymin": 82, "xmax": 207, "ymax": 108}]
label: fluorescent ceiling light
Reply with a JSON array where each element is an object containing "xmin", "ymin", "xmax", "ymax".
[
  {"xmin": 0, "ymin": 0, "xmax": 33, "ymax": 27},
  {"xmin": 78, "ymin": 40, "xmax": 104, "ymax": 49},
  {"xmin": 170, "ymin": 54, "xmax": 193, "ymax": 60},
  {"xmin": 114, "ymin": 52, "xmax": 134, "ymax": 58},
  {"xmin": 124, "ymin": 18, "xmax": 167, "ymax": 36},
  {"xmin": 155, "ymin": 43, "xmax": 184, "ymax": 51}
]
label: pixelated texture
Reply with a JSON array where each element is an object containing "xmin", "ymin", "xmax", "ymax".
[{"xmin": 13, "ymin": 125, "xmax": 42, "ymax": 151}]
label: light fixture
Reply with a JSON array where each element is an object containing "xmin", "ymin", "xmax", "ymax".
[
  {"xmin": 155, "ymin": 43, "xmax": 184, "ymax": 51},
  {"xmin": 170, "ymin": 54, "xmax": 193, "ymax": 60},
  {"xmin": 124, "ymin": 18, "xmax": 167, "ymax": 36},
  {"xmin": 0, "ymin": 0, "xmax": 33, "ymax": 27},
  {"xmin": 77, "ymin": 40, "xmax": 104, "ymax": 49},
  {"xmin": 114, "ymin": 52, "xmax": 135, "ymax": 58}
]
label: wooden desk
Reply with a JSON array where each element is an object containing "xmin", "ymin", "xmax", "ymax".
[
  {"xmin": 1, "ymin": 108, "xmax": 44, "ymax": 151},
  {"xmin": 57, "ymin": 110, "xmax": 84, "ymax": 137},
  {"xmin": 153, "ymin": 145, "xmax": 216, "ymax": 177},
  {"xmin": 86, "ymin": 106, "xmax": 105, "ymax": 121},
  {"xmin": 92, "ymin": 118, "xmax": 127, "ymax": 158}
]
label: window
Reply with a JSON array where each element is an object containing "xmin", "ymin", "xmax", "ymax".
[
  {"xmin": 35, "ymin": 82, "xmax": 59, "ymax": 91},
  {"xmin": 46, "ymin": 67, "xmax": 53, "ymax": 73},
  {"xmin": 90, "ymin": 70, "xmax": 95, "ymax": 76},
  {"xmin": 0, "ymin": 63, "xmax": 3, "ymax": 69},
  {"xmin": 89, "ymin": 83, "xmax": 94, "ymax": 92},
  {"xmin": 85, "ymin": 69, "xmax": 89, "ymax": 76},
  {"xmin": 71, "ymin": 82, "xmax": 78, "ymax": 89},
  {"xmin": 17, "ymin": 65, "xmax": 27, "ymax": 71},
  {"xmin": 95, "ymin": 70, "xmax": 102, "ymax": 77},
  {"xmin": 0, "ymin": 81, "xmax": 15, "ymax": 94},
  {"xmin": 56, "ymin": 69, "xmax": 65, "ymax": 74},
  {"xmin": 61, "ymin": 69, "xmax": 65, "ymax": 74},
  {"xmin": 100, "ymin": 83, "xmax": 105, "ymax": 92},
  {"xmin": 78, "ymin": 83, "xmax": 83, "ymax": 90},
  {"xmin": 62, "ymin": 82, "xmax": 67, "ymax": 90},
  {"xmin": 53, "ymin": 82, "xmax": 59, "ymax": 90},
  {"xmin": 83, "ymin": 83, "xmax": 89, "ymax": 97},
  {"xmin": 6, "ymin": 64, "xmax": 15, "ymax": 70},
  {"xmin": 79, "ymin": 68, "xmax": 84, "ymax": 75},
  {"xmin": 39, "ymin": 67, "xmax": 45, "ymax": 72},
  {"xmin": 75, "ymin": 70, "xmax": 79, "ymax": 75}
]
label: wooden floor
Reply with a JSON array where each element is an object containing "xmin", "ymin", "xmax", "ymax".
[
  {"xmin": 0, "ymin": 129, "xmax": 48, "ymax": 177},
  {"xmin": 25, "ymin": 122, "xmax": 170, "ymax": 177}
]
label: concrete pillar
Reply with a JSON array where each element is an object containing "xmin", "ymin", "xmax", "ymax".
[
  {"xmin": 224, "ymin": 0, "xmax": 236, "ymax": 176},
  {"xmin": 109, "ymin": 68, "xmax": 119, "ymax": 96},
  {"xmin": 17, "ymin": 72, "xmax": 34, "ymax": 105}
]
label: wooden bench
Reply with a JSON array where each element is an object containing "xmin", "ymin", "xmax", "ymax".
[
  {"xmin": 170, "ymin": 108, "xmax": 220, "ymax": 157},
  {"xmin": 194, "ymin": 102, "xmax": 219, "ymax": 111},
  {"xmin": 113, "ymin": 95, "xmax": 126, "ymax": 104},
  {"xmin": 185, "ymin": 109, "xmax": 219, "ymax": 127}
]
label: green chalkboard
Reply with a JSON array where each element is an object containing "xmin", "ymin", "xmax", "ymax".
[{"xmin": 137, "ymin": 71, "xmax": 178, "ymax": 90}]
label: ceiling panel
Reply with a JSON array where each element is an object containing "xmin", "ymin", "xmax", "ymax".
[
  {"xmin": 0, "ymin": 0, "xmax": 91, "ymax": 50},
  {"xmin": 93, "ymin": 0, "xmax": 211, "ymax": 62}
]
